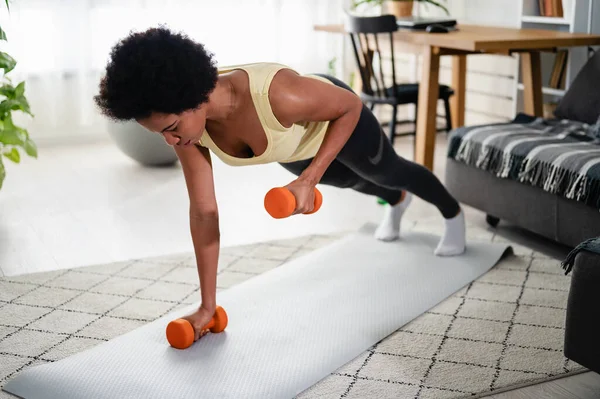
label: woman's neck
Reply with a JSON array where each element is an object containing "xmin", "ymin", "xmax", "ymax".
[{"xmin": 205, "ymin": 77, "xmax": 237, "ymax": 124}]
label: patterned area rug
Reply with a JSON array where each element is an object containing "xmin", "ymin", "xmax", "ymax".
[{"xmin": 0, "ymin": 229, "xmax": 585, "ymax": 399}]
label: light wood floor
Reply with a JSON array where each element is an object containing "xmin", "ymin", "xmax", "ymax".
[{"xmin": 1, "ymin": 131, "xmax": 598, "ymax": 397}]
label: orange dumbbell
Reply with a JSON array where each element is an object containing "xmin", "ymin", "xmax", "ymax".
[
  {"xmin": 166, "ymin": 306, "xmax": 228, "ymax": 350},
  {"xmin": 264, "ymin": 187, "xmax": 323, "ymax": 219}
]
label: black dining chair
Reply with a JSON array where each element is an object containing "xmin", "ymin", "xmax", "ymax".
[{"xmin": 344, "ymin": 13, "xmax": 454, "ymax": 146}]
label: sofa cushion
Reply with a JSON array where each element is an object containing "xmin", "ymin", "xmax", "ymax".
[
  {"xmin": 554, "ymin": 50, "xmax": 600, "ymax": 124},
  {"xmin": 447, "ymin": 114, "xmax": 600, "ymax": 210}
]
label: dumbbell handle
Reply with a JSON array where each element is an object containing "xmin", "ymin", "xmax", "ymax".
[
  {"xmin": 202, "ymin": 318, "xmax": 216, "ymax": 331},
  {"xmin": 264, "ymin": 187, "xmax": 323, "ymax": 219}
]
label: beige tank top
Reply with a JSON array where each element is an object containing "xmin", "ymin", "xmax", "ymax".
[{"xmin": 196, "ymin": 62, "xmax": 333, "ymax": 166}]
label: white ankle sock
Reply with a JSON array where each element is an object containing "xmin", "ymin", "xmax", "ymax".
[
  {"xmin": 374, "ymin": 192, "xmax": 412, "ymax": 242},
  {"xmin": 434, "ymin": 209, "xmax": 466, "ymax": 256}
]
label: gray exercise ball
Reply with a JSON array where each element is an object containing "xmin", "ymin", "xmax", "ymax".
[{"xmin": 107, "ymin": 121, "xmax": 178, "ymax": 167}]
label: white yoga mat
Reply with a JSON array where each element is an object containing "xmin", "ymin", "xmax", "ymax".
[{"xmin": 3, "ymin": 224, "xmax": 510, "ymax": 399}]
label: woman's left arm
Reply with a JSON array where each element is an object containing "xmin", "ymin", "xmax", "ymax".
[{"xmin": 270, "ymin": 69, "xmax": 364, "ymax": 213}]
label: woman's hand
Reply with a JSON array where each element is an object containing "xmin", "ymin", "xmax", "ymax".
[
  {"xmin": 285, "ymin": 177, "xmax": 317, "ymax": 215},
  {"xmin": 181, "ymin": 304, "xmax": 216, "ymax": 341}
]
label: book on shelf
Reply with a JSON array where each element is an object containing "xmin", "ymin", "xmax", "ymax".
[
  {"xmin": 549, "ymin": 49, "xmax": 568, "ymax": 89},
  {"xmin": 538, "ymin": 0, "xmax": 564, "ymax": 17}
]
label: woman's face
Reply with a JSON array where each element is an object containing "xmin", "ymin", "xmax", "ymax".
[{"xmin": 138, "ymin": 107, "xmax": 207, "ymax": 147}]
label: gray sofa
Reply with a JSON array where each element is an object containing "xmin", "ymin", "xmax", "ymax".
[
  {"xmin": 445, "ymin": 154, "xmax": 600, "ymax": 248},
  {"xmin": 444, "ymin": 50, "xmax": 600, "ymax": 248}
]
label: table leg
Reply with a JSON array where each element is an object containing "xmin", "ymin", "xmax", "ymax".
[
  {"xmin": 451, "ymin": 55, "xmax": 467, "ymax": 129},
  {"xmin": 415, "ymin": 45, "xmax": 440, "ymax": 171},
  {"xmin": 521, "ymin": 51, "xmax": 543, "ymax": 117}
]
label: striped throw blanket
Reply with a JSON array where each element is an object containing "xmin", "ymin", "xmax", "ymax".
[
  {"xmin": 447, "ymin": 114, "xmax": 600, "ymax": 210},
  {"xmin": 562, "ymin": 236, "xmax": 600, "ymax": 275}
]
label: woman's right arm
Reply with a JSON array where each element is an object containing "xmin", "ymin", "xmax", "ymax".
[{"xmin": 174, "ymin": 144, "xmax": 220, "ymax": 317}]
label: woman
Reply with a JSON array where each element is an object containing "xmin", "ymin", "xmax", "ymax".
[{"xmin": 95, "ymin": 27, "xmax": 466, "ymax": 341}]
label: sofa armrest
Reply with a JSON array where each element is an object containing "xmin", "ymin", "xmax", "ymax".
[{"xmin": 564, "ymin": 249, "xmax": 600, "ymax": 373}]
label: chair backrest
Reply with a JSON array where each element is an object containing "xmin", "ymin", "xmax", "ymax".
[{"xmin": 344, "ymin": 13, "xmax": 399, "ymax": 99}]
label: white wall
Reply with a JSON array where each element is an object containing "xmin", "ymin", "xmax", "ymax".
[{"xmin": 3, "ymin": 0, "xmax": 347, "ymax": 146}]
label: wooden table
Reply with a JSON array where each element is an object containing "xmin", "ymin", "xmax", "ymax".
[{"xmin": 314, "ymin": 24, "xmax": 600, "ymax": 170}]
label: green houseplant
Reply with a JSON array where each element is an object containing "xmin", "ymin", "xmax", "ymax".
[
  {"xmin": 0, "ymin": 0, "xmax": 37, "ymax": 190},
  {"xmin": 352, "ymin": 0, "xmax": 449, "ymax": 17}
]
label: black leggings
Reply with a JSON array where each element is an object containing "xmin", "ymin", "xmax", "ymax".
[{"xmin": 279, "ymin": 74, "xmax": 460, "ymax": 219}]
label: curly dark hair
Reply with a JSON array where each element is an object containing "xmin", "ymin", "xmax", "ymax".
[{"xmin": 94, "ymin": 26, "xmax": 219, "ymax": 121}]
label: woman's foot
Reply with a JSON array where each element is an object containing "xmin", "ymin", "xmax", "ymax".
[
  {"xmin": 374, "ymin": 191, "xmax": 412, "ymax": 241},
  {"xmin": 435, "ymin": 208, "xmax": 466, "ymax": 256}
]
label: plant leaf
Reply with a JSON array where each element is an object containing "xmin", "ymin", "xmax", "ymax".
[
  {"xmin": 0, "ymin": 82, "xmax": 16, "ymax": 98},
  {"xmin": 15, "ymin": 81, "xmax": 24, "ymax": 97},
  {"xmin": 0, "ymin": 99, "xmax": 20, "ymax": 113},
  {"xmin": 0, "ymin": 121, "xmax": 26, "ymax": 146},
  {"xmin": 24, "ymin": 137, "xmax": 37, "ymax": 158},
  {"xmin": 4, "ymin": 0, "xmax": 9, "ymax": 11},
  {"xmin": 17, "ymin": 95, "xmax": 32, "ymax": 115},
  {"xmin": 0, "ymin": 156, "xmax": 5, "ymax": 190},
  {"xmin": 0, "ymin": 51, "xmax": 16, "ymax": 74},
  {"xmin": 3, "ymin": 146, "xmax": 19, "ymax": 163},
  {"xmin": 0, "ymin": 116, "xmax": 37, "ymax": 158},
  {"xmin": 0, "ymin": 26, "xmax": 7, "ymax": 41},
  {"xmin": 0, "ymin": 96, "xmax": 32, "ymax": 115}
]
